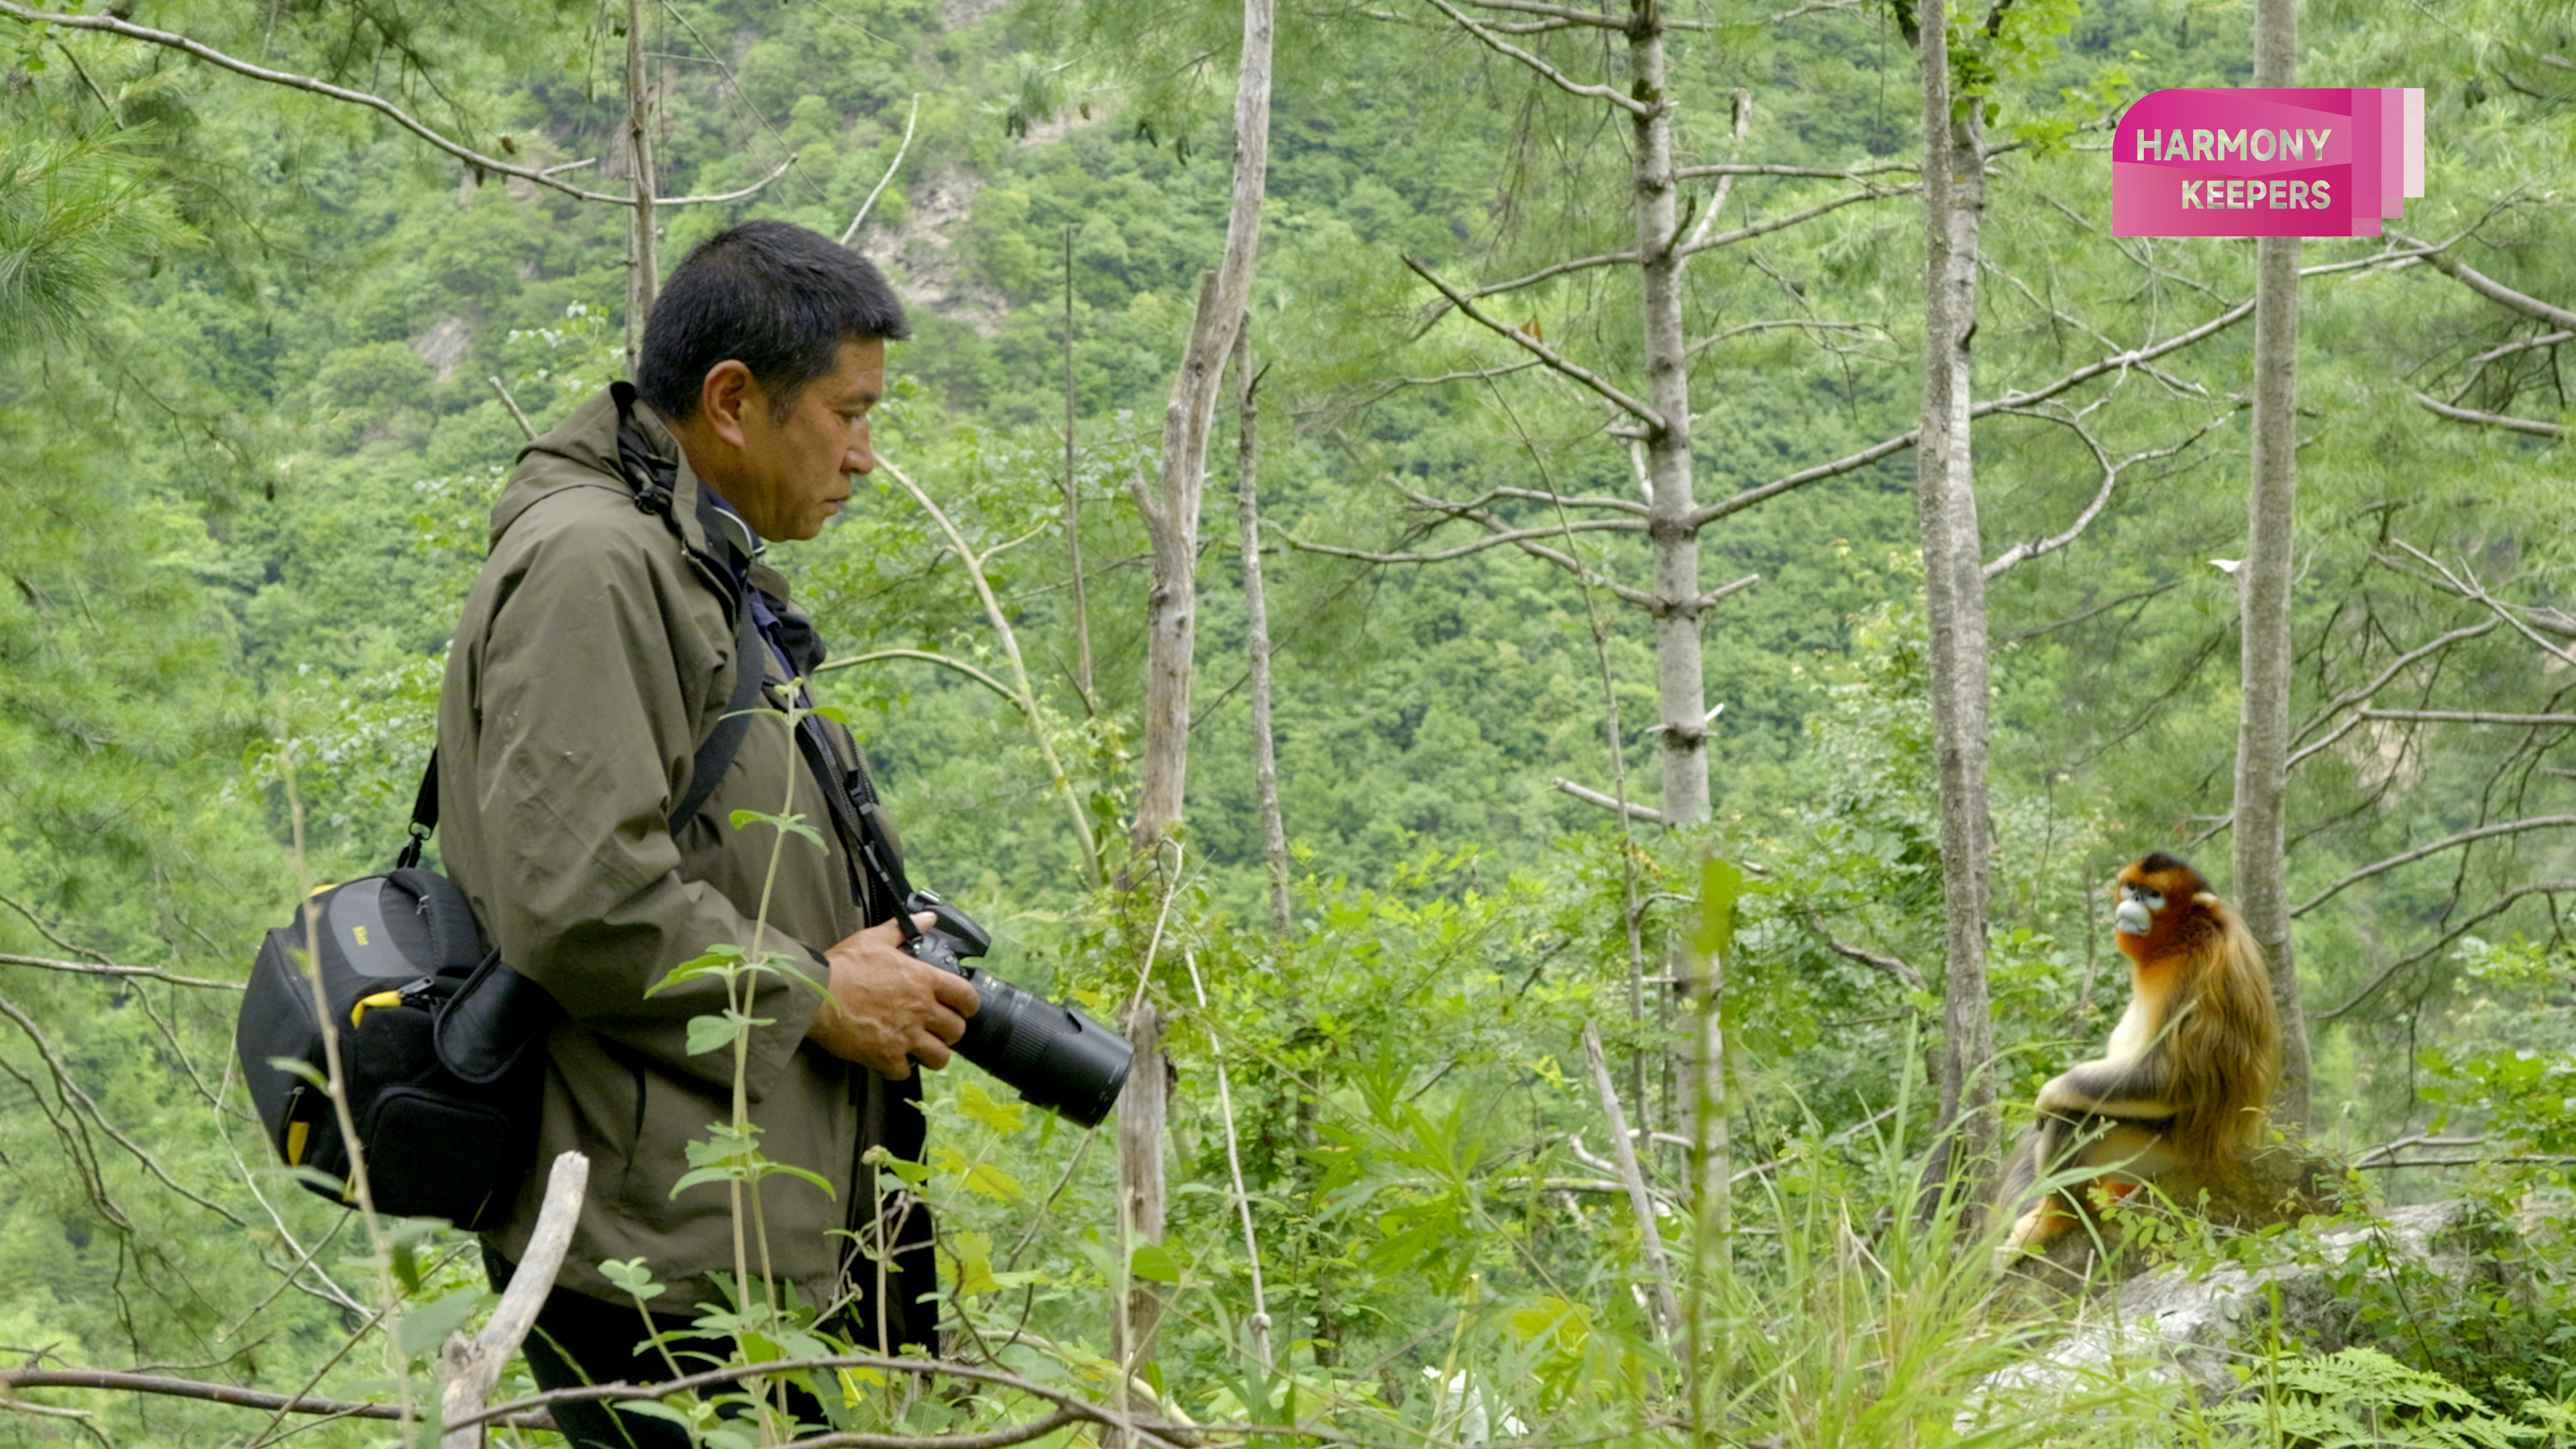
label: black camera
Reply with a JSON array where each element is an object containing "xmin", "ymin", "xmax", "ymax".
[{"xmin": 901, "ymin": 890, "xmax": 1133, "ymax": 1128}]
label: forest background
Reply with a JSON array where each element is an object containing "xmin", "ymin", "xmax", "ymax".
[{"xmin": 4, "ymin": 0, "xmax": 2576, "ymax": 1442}]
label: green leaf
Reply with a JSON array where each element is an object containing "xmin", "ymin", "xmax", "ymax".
[
  {"xmin": 620, "ymin": 1400, "xmax": 699, "ymax": 1430},
  {"xmin": 598, "ymin": 1257, "xmax": 665, "ymax": 1303},
  {"xmin": 686, "ymin": 1011, "xmax": 749, "ymax": 1057},
  {"xmin": 753, "ymin": 1161, "xmax": 836, "ymax": 1197},
  {"xmin": 669, "ymin": 1165, "xmax": 743, "ymax": 1197},
  {"xmin": 958, "ymin": 1079, "xmax": 1028, "ymax": 1135},
  {"xmin": 267, "ymin": 1056, "xmax": 328, "ymax": 1089},
  {"xmin": 649, "ymin": 947, "xmax": 745, "ymax": 995},
  {"xmin": 394, "ymin": 1286, "xmax": 485, "ymax": 1356},
  {"xmin": 730, "ymin": 807, "xmax": 824, "ymax": 849},
  {"xmin": 1129, "ymin": 1241, "xmax": 1182, "ymax": 1283},
  {"xmin": 1690, "ymin": 857, "xmax": 1743, "ymax": 961}
]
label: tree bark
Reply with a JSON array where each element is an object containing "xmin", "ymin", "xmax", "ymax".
[
  {"xmin": 1127, "ymin": 0, "xmax": 1275, "ymax": 863},
  {"xmin": 1686, "ymin": 929, "xmax": 1727, "ymax": 1449},
  {"xmin": 1627, "ymin": 0, "xmax": 1711, "ymax": 828},
  {"xmin": 1114, "ymin": 1004, "xmax": 1168, "ymax": 1380},
  {"xmin": 1913, "ymin": 7, "xmax": 1999, "ymax": 1212},
  {"xmin": 1235, "ymin": 329, "xmax": 1293, "ymax": 939},
  {"xmin": 2239, "ymin": 0, "xmax": 2312, "ymax": 1130},
  {"xmin": 440, "ymin": 1153, "xmax": 588, "ymax": 1448},
  {"xmin": 621, "ymin": 0, "xmax": 657, "ymax": 372},
  {"xmin": 1066, "ymin": 225, "xmax": 1096, "ymax": 716},
  {"xmin": 1118, "ymin": 0, "xmax": 1273, "ymax": 1395}
]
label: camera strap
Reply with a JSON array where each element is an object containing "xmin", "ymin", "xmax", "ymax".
[{"xmin": 733, "ymin": 588, "xmax": 916, "ymax": 934}]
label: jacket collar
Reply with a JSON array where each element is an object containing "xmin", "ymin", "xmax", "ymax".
[{"xmin": 492, "ymin": 386, "xmax": 800, "ymax": 610}]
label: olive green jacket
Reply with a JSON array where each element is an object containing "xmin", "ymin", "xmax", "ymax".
[{"xmin": 437, "ymin": 388, "xmax": 888, "ymax": 1315}]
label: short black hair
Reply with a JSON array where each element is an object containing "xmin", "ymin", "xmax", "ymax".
[{"xmin": 635, "ymin": 220, "xmax": 910, "ymax": 423}]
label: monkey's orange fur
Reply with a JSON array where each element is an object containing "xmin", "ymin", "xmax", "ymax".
[{"xmin": 1996, "ymin": 853, "xmax": 2282, "ymax": 1254}]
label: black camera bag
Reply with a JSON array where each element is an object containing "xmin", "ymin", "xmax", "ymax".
[{"xmin": 237, "ymin": 849, "xmax": 548, "ymax": 1228}]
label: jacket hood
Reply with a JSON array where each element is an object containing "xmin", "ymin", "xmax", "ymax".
[
  {"xmin": 489, "ymin": 386, "xmax": 794, "ymax": 608},
  {"xmin": 488, "ymin": 388, "xmax": 709, "ymax": 551}
]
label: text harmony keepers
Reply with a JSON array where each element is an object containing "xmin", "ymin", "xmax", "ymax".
[{"xmin": 2183, "ymin": 177, "xmax": 2333, "ymax": 210}]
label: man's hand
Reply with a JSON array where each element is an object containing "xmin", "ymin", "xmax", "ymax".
[{"xmin": 806, "ymin": 912, "xmax": 980, "ymax": 1079}]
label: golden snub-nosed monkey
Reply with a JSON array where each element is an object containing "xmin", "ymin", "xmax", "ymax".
[{"xmin": 1996, "ymin": 853, "xmax": 2281, "ymax": 1255}]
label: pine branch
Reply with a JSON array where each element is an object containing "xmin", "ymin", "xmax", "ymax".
[{"xmin": 0, "ymin": 3, "xmax": 792, "ymax": 208}]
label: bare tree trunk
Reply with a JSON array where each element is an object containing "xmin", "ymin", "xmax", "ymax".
[
  {"xmin": 1913, "ymin": 11, "xmax": 1999, "ymax": 1212},
  {"xmin": 1686, "ymin": 928, "xmax": 1727, "ymax": 1449},
  {"xmin": 439, "ymin": 1153, "xmax": 588, "ymax": 1449},
  {"xmin": 621, "ymin": 0, "xmax": 657, "ymax": 372},
  {"xmin": 1235, "ymin": 329, "xmax": 1292, "ymax": 939},
  {"xmin": 1127, "ymin": 0, "xmax": 1275, "ymax": 863},
  {"xmin": 1114, "ymin": 1005, "xmax": 1168, "ymax": 1379},
  {"xmin": 1118, "ymin": 0, "xmax": 1273, "ymax": 1395},
  {"xmin": 2239, "ymin": 0, "xmax": 2313, "ymax": 1132},
  {"xmin": 1066, "ymin": 225, "xmax": 1096, "ymax": 716},
  {"xmin": 1627, "ymin": 0, "xmax": 1711, "ymax": 828}
]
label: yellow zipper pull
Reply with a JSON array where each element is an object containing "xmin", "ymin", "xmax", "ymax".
[{"xmin": 350, "ymin": 990, "xmax": 404, "ymax": 1029}]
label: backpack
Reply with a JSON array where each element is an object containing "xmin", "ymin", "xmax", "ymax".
[{"xmin": 235, "ymin": 392, "xmax": 766, "ymax": 1226}]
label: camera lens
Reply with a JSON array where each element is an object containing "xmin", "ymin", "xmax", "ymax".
[{"xmin": 954, "ymin": 969, "xmax": 1131, "ymax": 1128}]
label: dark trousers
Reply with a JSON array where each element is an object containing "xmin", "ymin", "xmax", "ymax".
[{"xmin": 482, "ymin": 1246, "xmax": 828, "ymax": 1449}]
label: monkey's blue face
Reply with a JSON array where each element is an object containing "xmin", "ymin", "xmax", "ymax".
[{"xmin": 2114, "ymin": 882, "xmax": 2165, "ymax": 936}]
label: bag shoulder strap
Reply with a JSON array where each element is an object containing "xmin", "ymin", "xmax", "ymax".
[{"xmin": 667, "ymin": 602, "xmax": 765, "ymax": 834}]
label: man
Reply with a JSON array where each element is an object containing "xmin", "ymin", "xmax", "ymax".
[{"xmin": 436, "ymin": 221, "xmax": 976, "ymax": 1444}]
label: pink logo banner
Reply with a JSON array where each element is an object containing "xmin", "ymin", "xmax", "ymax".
[{"xmin": 2113, "ymin": 87, "xmax": 2424, "ymax": 238}]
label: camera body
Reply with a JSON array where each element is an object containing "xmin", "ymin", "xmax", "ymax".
[{"xmin": 902, "ymin": 890, "xmax": 1133, "ymax": 1128}]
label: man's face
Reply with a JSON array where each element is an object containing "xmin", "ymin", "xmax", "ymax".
[{"xmin": 729, "ymin": 337, "xmax": 885, "ymax": 543}]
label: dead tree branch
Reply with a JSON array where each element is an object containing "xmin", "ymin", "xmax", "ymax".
[
  {"xmin": 1676, "ymin": 160, "xmax": 1918, "ymax": 180},
  {"xmin": 486, "ymin": 377, "xmax": 537, "ymax": 441},
  {"xmin": 455, "ymin": 1357, "xmax": 1184, "ymax": 1449},
  {"xmin": 2410, "ymin": 391, "xmax": 2565, "ymax": 437},
  {"xmin": 2445, "ymin": 329, "xmax": 2573, "ymax": 403},
  {"xmin": 2292, "ymin": 621, "xmax": 2500, "ymax": 747},
  {"xmin": 1683, "ymin": 244, "xmax": 2450, "ymax": 532},
  {"xmin": 0, "ymin": 989, "xmax": 249, "ymax": 1226},
  {"xmin": 1419, "ymin": 0, "xmax": 1654, "ymax": 114},
  {"xmin": 1807, "ymin": 927, "xmax": 1927, "ymax": 991},
  {"xmin": 0, "ymin": 951, "xmax": 239, "ymax": 991},
  {"xmin": 1580, "ymin": 1022, "xmax": 1682, "ymax": 1344},
  {"xmin": 815, "ymin": 649, "xmax": 1026, "ymax": 714},
  {"xmin": 2383, "ymin": 541, "xmax": 2576, "ymax": 669},
  {"xmin": 2292, "ymin": 815, "xmax": 2576, "ymax": 918},
  {"xmin": 1684, "ymin": 318, "xmax": 1876, "ymax": 360},
  {"xmin": 2316, "ymin": 878, "xmax": 2576, "ymax": 1021},
  {"xmin": 1452, "ymin": 0, "xmax": 1626, "ymax": 27},
  {"xmin": 1679, "ymin": 181, "xmax": 1921, "ymax": 258},
  {"xmin": 881, "ymin": 459, "xmax": 1103, "ymax": 886},
  {"xmin": 0, "ymin": 1371, "xmax": 552, "ymax": 1431},
  {"xmin": 1982, "ymin": 407, "xmax": 2227, "ymax": 580},
  {"xmin": 1554, "ymin": 777, "xmax": 1664, "ymax": 822},
  {"xmin": 2359, "ymin": 709, "xmax": 2576, "ymax": 727},
  {"xmin": 1404, "ymin": 257, "xmax": 1662, "ymax": 426},
  {"xmin": 840, "ymin": 93, "xmax": 920, "ymax": 245},
  {"xmin": 439, "ymin": 1152, "xmax": 588, "ymax": 1448},
  {"xmin": 2399, "ymin": 234, "xmax": 2576, "ymax": 330},
  {"xmin": 1680, "ymin": 88, "xmax": 1754, "ymax": 254}
]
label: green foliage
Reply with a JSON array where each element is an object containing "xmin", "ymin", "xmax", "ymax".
[
  {"xmin": 2224, "ymin": 1346, "xmax": 2561, "ymax": 1448},
  {"xmin": 0, "ymin": 134, "xmax": 183, "ymax": 345}
]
